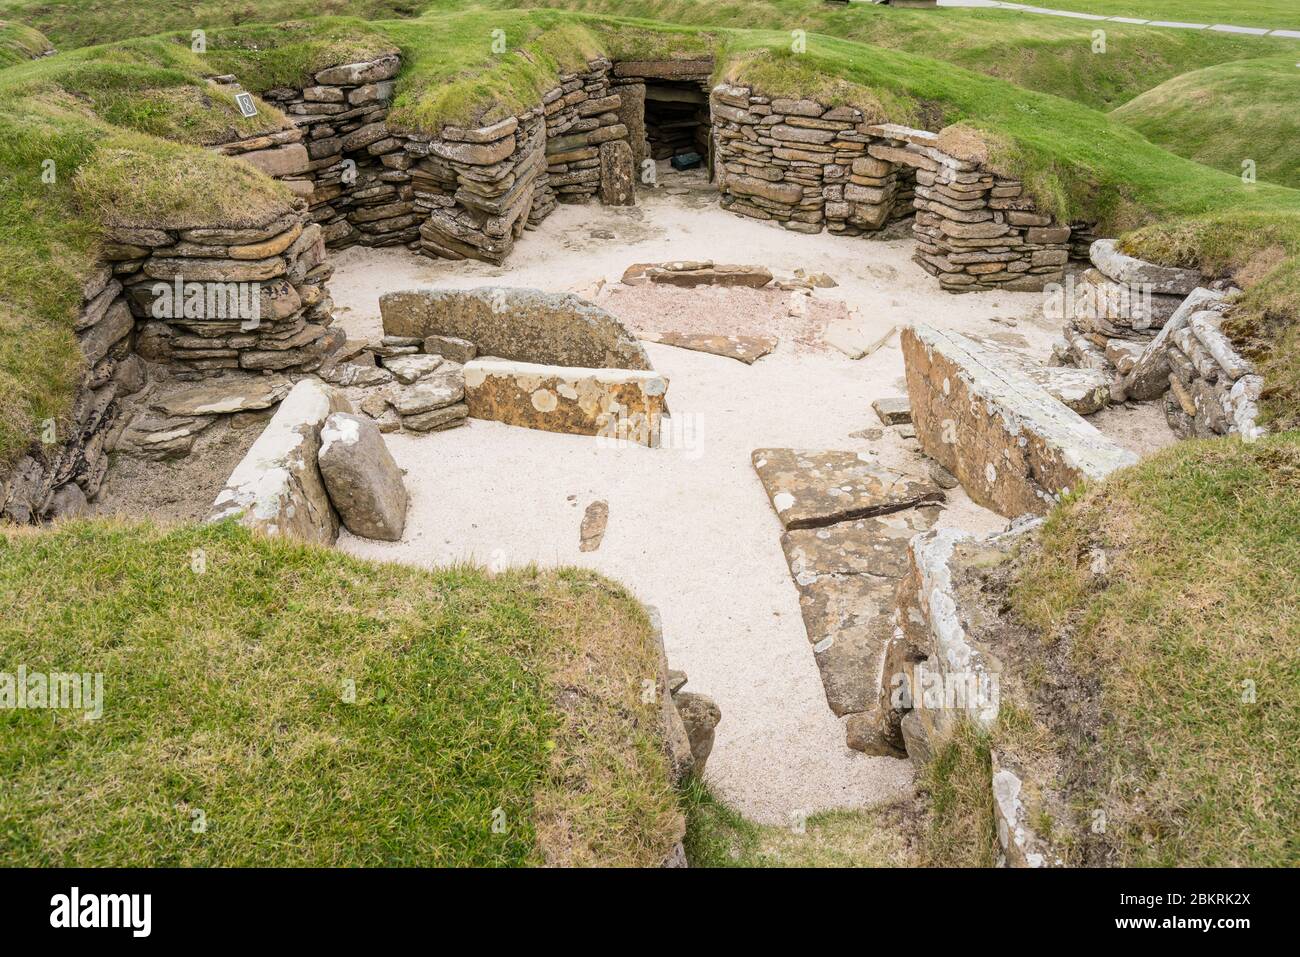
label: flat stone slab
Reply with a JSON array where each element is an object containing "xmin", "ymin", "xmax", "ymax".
[
  {"xmin": 779, "ymin": 509, "xmax": 939, "ymax": 718},
  {"xmin": 152, "ymin": 376, "xmax": 292, "ymax": 417},
  {"xmin": 621, "ymin": 261, "xmax": 773, "ymax": 289},
  {"xmin": 967, "ymin": 341, "xmax": 1113, "ymax": 415},
  {"xmin": 1089, "ymin": 238, "xmax": 1202, "ymax": 296},
  {"xmin": 380, "ymin": 287, "xmax": 650, "ymax": 371},
  {"xmin": 464, "ymin": 359, "xmax": 668, "ymax": 446},
  {"xmin": 872, "ymin": 396, "xmax": 911, "ymax": 426},
  {"xmin": 752, "ymin": 448, "xmax": 945, "ymax": 530},
  {"xmin": 649, "ymin": 332, "xmax": 775, "ymax": 364},
  {"xmin": 902, "ymin": 324, "xmax": 1137, "ymax": 517}
]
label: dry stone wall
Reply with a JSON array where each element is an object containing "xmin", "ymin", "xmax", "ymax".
[
  {"xmin": 114, "ymin": 211, "xmax": 341, "ymax": 377},
  {"xmin": 0, "ymin": 268, "xmax": 144, "ymax": 524},
  {"xmin": 712, "ymin": 88, "xmax": 1071, "ymax": 291}
]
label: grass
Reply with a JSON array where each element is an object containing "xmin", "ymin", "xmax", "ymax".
[
  {"xmin": 1007, "ymin": 435, "xmax": 1300, "ymax": 866},
  {"xmin": 0, "ymin": 0, "xmax": 428, "ymax": 50},
  {"xmin": 681, "ymin": 779, "xmax": 914, "ymax": 867},
  {"xmin": 451, "ymin": 0, "xmax": 1300, "ymax": 110},
  {"xmin": 0, "ymin": 520, "xmax": 683, "ymax": 866},
  {"xmin": 914, "ymin": 722, "xmax": 999, "ymax": 867},
  {"xmin": 1111, "ymin": 56, "xmax": 1300, "ymax": 190},
  {"xmin": 0, "ymin": 19, "xmax": 49, "ymax": 67},
  {"xmin": 1047, "ymin": 1, "xmax": 1300, "ymax": 31}
]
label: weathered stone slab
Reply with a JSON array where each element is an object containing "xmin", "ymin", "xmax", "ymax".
[
  {"xmin": 752, "ymin": 448, "xmax": 944, "ymax": 530},
  {"xmin": 464, "ymin": 359, "xmax": 668, "ymax": 445},
  {"xmin": 621, "ymin": 261, "xmax": 773, "ymax": 289},
  {"xmin": 823, "ymin": 320, "xmax": 895, "ymax": 359},
  {"xmin": 781, "ymin": 509, "xmax": 939, "ymax": 717},
  {"xmin": 598, "ymin": 140, "xmax": 636, "ymax": 207},
  {"xmin": 380, "ymin": 287, "xmax": 650, "ymax": 370},
  {"xmin": 1125, "ymin": 287, "xmax": 1226, "ymax": 400},
  {"xmin": 1089, "ymin": 238, "xmax": 1202, "ymax": 296},
  {"xmin": 649, "ymin": 332, "xmax": 775, "ymax": 364},
  {"xmin": 902, "ymin": 324, "xmax": 1136, "ymax": 517},
  {"xmin": 207, "ymin": 378, "xmax": 353, "ymax": 544},
  {"xmin": 151, "ymin": 375, "xmax": 292, "ymax": 417},
  {"xmin": 872, "ymin": 396, "xmax": 911, "ymax": 426},
  {"xmin": 318, "ymin": 412, "xmax": 408, "ymax": 542}
]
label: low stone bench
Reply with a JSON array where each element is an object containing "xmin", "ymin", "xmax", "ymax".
[
  {"xmin": 463, "ymin": 359, "xmax": 668, "ymax": 446},
  {"xmin": 902, "ymin": 324, "xmax": 1137, "ymax": 516}
]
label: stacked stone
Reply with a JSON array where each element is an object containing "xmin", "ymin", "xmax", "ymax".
[
  {"xmin": 1161, "ymin": 306, "xmax": 1264, "ymax": 440},
  {"xmin": 1, "ymin": 268, "xmax": 145, "ymax": 523},
  {"xmin": 858, "ymin": 127, "xmax": 1072, "ymax": 292},
  {"xmin": 107, "ymin": 212, "xmax": 341, "ymax": 377},
  {"xmin": 542, "ymin": 59, "xmax": 628, "ymax": 205},
  {"xmin": 712, "ymin": 87, "xmax": 918, "ymax": 236},
  {"xmin": 255, "ymin": 54, "xmax": 409, "ymax": 249},
  {"xmin": 410, "ymin": 110, "xmax": 547, "ymax": 264}
]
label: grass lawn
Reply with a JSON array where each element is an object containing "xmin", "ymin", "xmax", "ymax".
[
  {"xmin": 0, "ymin": 520, "xmax": 682, "ymax": 866},
  {"xmin": 1006, "ymin": 435, "xmax": 1300, "ymax": 866},
  {"xmin": 1052, "ymin": 1, "xmax": 1300, "ymax": 31}
]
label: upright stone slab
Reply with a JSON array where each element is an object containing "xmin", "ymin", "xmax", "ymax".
[
  {"xmin": 207, "ymin": 378, "xmax": 353, "ymax": 544},
  {"xmin": 380, "ymin": 287, "xmax": 651, "ymax": 370},
  {"xmin": 599, "ymin": 140, "xmax": 636, "ymax": 207},
  {"xmin": 318, "ymin": 412, "xmax": 408, "ymax": 541},
  {"xmin": 902, "ymin": 325, "xmax": 1137, "ymax": 516}
]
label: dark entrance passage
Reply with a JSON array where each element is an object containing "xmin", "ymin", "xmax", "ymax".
[{"xmin": 643, "ymin": 81, "xmax": 710, "ymax": 168}]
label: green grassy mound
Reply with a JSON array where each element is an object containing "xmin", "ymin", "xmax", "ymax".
[
  {"xmin": 926, "ymin": 435, "xmax": 1300, "ymax": 867},
  {"xmin": 0, "ymin": 19, "xmax": 49, "ymax": 66},
  {"xmin": 1112, "ymin": 56, "xmax": 1300, "ymax": 190},
  {"xmin": 0, "ymin": 520, "xmax": 682, "ymax": 866},
  {"xmin": 452, "ymin": 0, "xmax": 1300, "ymax": 111}
]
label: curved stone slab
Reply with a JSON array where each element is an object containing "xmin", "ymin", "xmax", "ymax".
[{"xmin": 380, "ymin": 287, "xmax": 651, "ymax": 370}]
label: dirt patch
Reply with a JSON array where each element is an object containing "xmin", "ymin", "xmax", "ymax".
[
  {"xmin": 91, "ymin": 414, "xmax": 267, "ymax": 524},
  {"xmin": 597, "ymin": 283, "xmax": 851, "ymax": 354}
]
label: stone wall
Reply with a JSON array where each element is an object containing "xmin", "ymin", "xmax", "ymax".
[
  {"xmin": 0, "ymin": 268, "xmax": 144, "ymax": 523},
  {"xmin": 711, "ymin": 88, "xmax": 1071, "ymax": 291},
  {"xmin": 113, "ymin": 210, "xmax": 341, "ymax": 377}
]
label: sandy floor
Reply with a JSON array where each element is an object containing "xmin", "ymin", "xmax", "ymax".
[{"xmin": 331, "ymin": 178, "xmax": 1175, "ymax": 823}]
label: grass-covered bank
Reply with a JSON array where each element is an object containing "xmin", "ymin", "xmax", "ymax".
[
  {"xmin": 1111, "ymin": 56, "xmax": 1300, "ymax": 191},
  {"xmin": 681, "ymin": 780, "xmax": 915, "ymax": 867},
  {"xmin": 0, "ymin": 520, "xmax": 682, "ymax": 866},
  {"xmin": 915, "ymin": 436, "xmax": 1300, "ymax": 868}
]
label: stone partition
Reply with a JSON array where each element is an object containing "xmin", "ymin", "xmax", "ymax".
[
  {"xmin": 379, "ymin": 287, "xmax": 651, "ymax": 370},
  {"xmin": 902, "ymin": 323, "xmax": 1137, "ymax": 516}
]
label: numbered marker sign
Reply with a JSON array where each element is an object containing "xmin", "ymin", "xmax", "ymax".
[{"xmin": 235, "ymin": 92, "xmax": 258, "ymax": 118}]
